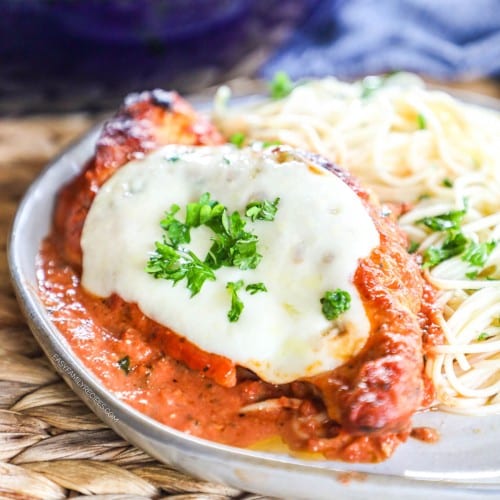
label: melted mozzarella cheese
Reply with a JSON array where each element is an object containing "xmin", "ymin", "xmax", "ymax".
[{"xmin": 81, "ymin": 145, "xmax": 379, "ymax": 384}]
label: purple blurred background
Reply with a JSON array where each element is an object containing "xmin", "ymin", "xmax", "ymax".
[
  {"xmin": 262, "ymin": 0, "xmax": 500, "ymax": 83},
  {"xmin": 1, "ymin": 0, "xmax": 499, "ymax": 115},
  {"xmin": 0, "ymin": 0, "xmax": 318, "ymax": 114}
]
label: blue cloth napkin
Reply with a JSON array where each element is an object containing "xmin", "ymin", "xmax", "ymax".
[{"xmin": 261, "ymin": 0, "xmax": 500, "ymax": 80}]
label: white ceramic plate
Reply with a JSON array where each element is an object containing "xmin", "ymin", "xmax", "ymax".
[{"xmin": 8, "ymin": 93, "xmax": 500, "ymax": 500}]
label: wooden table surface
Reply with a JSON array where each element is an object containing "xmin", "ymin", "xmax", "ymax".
[{"xmin": 0, "ymin": 78, "xmax": 498, "ymax": 498}]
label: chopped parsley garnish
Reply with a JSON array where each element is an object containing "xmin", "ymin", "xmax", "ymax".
[
  {"xmin": 226, "ymin": 281, "xmax": 268, "ymax": 322},
  {"xmin": 232, "ymin": 234, "xmax": 262, "ymax": 270},
  {"xmin": 442, "ymin": 178, "xmax": 453, "ymax": 188},
  {"xmin": 246, "ymin": 282, "xmax": 267, "ymax": 294},
  {"xmin": 270, "ymin": 71, "xmax": 294, "ymax": 99},
  {"xmin": 420, "ymin": 215, "xmax": 498, "ymax": 273},
  {"xmin": 118, "ymin": 356, "xmax": 131, "ymax": 374},
  {"xmin": 422, "ymin": 230, "xmax": 468, "ymax": 269},
  {"xmin": 229, "ymin": 132, "xmax": 246, "ymax": 148},
  {"xmin": 408, "ymin": 241, "xmax": 420, "ymax": 254},
  {"xmin": 320, "ymin": 289, "xmax": 351, "ymax": 321},
  {"xmin": 147, "ymin": 192, "xmax": 278, "ymax": 321},
  {"xmin": 477, "ymin": 332, "xmax": 490, "ymax": 342},
  {"xmin": 461, "ymin": 240, "xmax": 497, "ymax": 268},
  {"xmin": 417, "ymin": 113, "xmax": 427, "ymax": 130},
  {"xmin": 226, "ymin": 280, "xmax": 268, "ymax": 322},
  {"xmin": 160, "ymin": 204, "xmax": 191, "ymax": 246},
  {"xmin": 415, "ymin": 200, "xmax": 498, "ymax": 275},
  {"xmin": 226, "ymin": 280, "xmax": 244, "ymax": 322},
  {"xmin": 185, "ymin": 192, "xmax": 225, "ymax": 228},
  {"xmin": 417, "ymin": 208, "xmax": 466, "ymax": 232},
  {"xmin": 146, "ymin": 243, "xmax": 216, "ymax": 296},
  {"xmin": 205, "ymin": 210, "xmax": 262, "ymax": 271},
  {"xmin": 245, "ymin": 197, "xmax": 280, "ymax": 222}
]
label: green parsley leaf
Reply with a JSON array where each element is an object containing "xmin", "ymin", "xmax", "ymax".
[
  {"xmin": 229, "ymin": 132, "xmax": 246, "ymax": 148},
  {"xmin": 320, "ymin": 289, "xmax": 351, "ymax": 320},
  {"xmin": 477, "ymin": 332, "xmax": 490, "ymax": 342},
  {"xmin": 408, "ymin": 241, "xmax": 420, "ymax": 254},
  {"xmin": 270, "ymin": 71, "xmax": 294, "ymax": 99},
  {"xmin": 205, "ymin": 233, "xmax": 231, "ymax": 270},
  {"xmin": 146, "ymin": 240, "xmax": 181, "ymax": 277},
  {"xmin": 417, "ymin": 209, "xmax": 466, "ymax": 232},
  {"xmin": 417, "ymin": 113, "xmax": 427, "ymax": 130},
  {"xmin": 159, "ymin": 204, "xmax": 181, "ymax": 224},
  {"xmin": 442, "ymin": 178, "xmax": 453, "ymax": 188},
  {"xmin": 245, "ymin": 197, "xmax": 280, "ymax": 222},
  {"xmin": 422, "ymin": 231, "xmax": 469, "ymax": 268},
  {"xmin": 227, "ymin": 210, "xmax": 246, "ymax": 236},
  {"xmin": 233, "ymin": 236, "xmax": 262, "ymax": 270},
  {"xmin": 146, "ymin": 242, "xmax": 216, "ymax": 296},
  {"xmin": 118, "ymin": 356, "xmax": 131, "ymax": 374},
  {"xmin": 205, "ymin": 211, "xmax": 263, "ymax": 270},
  {"xmin": 159, "ymin": 204, "xmax": 191, "ymax": 247},
  {"xmin": 186, "ymin": 193, "xmax": 225, "ymax": 228},
  {"xmin": 167, "ymin": 220, "xmax": 190, "ymax": 247},
  {"xmin": 183, "ymin": 251, "xmax": 217, "ymax": 296},
  {"xmin": 246, "ymin": 282, "xmax": 267, "ymax": 294},
  {"xmin": 461, "ymin": 240, "xmax": 497, "ymax": 268},
  {"xmin": 226, "ymin": 280, "xmax": 244, "ymax": 322}
]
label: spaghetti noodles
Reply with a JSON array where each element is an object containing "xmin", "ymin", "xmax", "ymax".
[{"xmin": 213, "ymin": 73, "xmax": 500, "ymax": 416}]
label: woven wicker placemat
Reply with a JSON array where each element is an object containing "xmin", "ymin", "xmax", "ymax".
[{"xmin": 0, "ymin": 115, "xmax": 269, "ymax": 500}]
